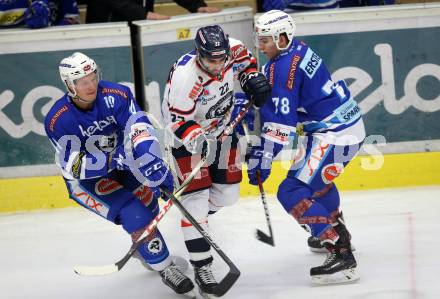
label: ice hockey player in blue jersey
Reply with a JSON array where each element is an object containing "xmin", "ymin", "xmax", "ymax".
[
  {"xmin": 0, "ymin": 0, "xmax": 79, "ymax": 28},
  {"xmin": 248, "ymin": 10, "xmax": 365, "ymax": 284},
  {"xmin": 44, "ymin": 52, "xmax": 194, "ymax": 296}
]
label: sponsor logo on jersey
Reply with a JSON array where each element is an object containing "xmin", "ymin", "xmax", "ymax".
[
  {"xmin": 300, "ymin": 48, "xmax": 322, "ymax": 79},
  {"xmin": 101, "ymin": 87, "xmax": 128, "ymax": 99},
  {"xmin": 321, "ymin": 163, "xmax": 344, "ymax": 184},
  {"xmin": 343, "ymin": 104, "xmax": 361, "ymax": 121},
  {"xmin": 79, "ymin": 115, "xmax": 117, "ymax": 137},
  {"xmin": 70, "ymin": 183, "xmax": 110, "ymax": 217},
  {"xmin": 269, "ymin": 63, "xmax": 275, "ymax": 86},
  {"xmin": 49, "ymin": 105, "xmax": 68, "ymax": 132},
  {"xmin": 261, "ymin": 122, "xmax": 296, "ymax": 145},
  {"xmin": 95, "ymin": 178, "xmax": 123, "ymax": 195},
  {"xmin": 333, "ymin": 99, "xmax": 361, "ymax": 123},
  {"xmin": 286, "ymin": 55, "xmax": 301, "ymax": 90},
  {"xmin": 133, "ymin": 185, "xmax": 154, "ymax": 206}
]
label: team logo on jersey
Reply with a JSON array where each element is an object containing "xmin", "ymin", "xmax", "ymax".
[
  {"xmin": 95, "ymin": 178, "xmax": 123, "ymax": 195},
  {"xmin": 79, "ymin": 116, "xmax": 117, "ymax": 137},
  {"xmin": 205, "ymin": 91, "xmax": 233, "ymax": 119},
  {"xmin": 300, "ymin": 48, "xmax": 322, "ymax": 79},
  {"xmin": 146, "ymin": 237, "xmax": 163, "ymax": 254},
  {"xmin": 98, "ymin": 133, "xmax": 117, "ymax": 152},
  {"xmin": 321, "ymin": 163, "xmax": 344, "ymax": 184}
]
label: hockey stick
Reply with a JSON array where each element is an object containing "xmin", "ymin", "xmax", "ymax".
[
  {"xmin": 26, "ymin": 0, "xmax": 36, "ymax": 14},
  {"xmin": 255, "ymin": 171, "xmax": 275, "ymax": 246},
  {"xmin": 74, "ymin": 103, "xmax": 253, "ymax": 276},
  {"xmin": 73, "ymin": 170, "xmax": 197, "ymax": 276},
  {"xmin": 242, "ymin": 122, "xmax": 275, "ymax": 247},
  {"xmin": 163, "ymin": 190, "xmax": 240, "ymax": 297}
]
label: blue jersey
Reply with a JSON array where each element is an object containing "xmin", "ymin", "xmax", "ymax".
[
  {"xmin": 0, "ymin": 0, "xmax": 79, "ymax": 27},
  {"xmin": 260, "ymin": 40, "xmax": 363, "ymax": 147},
  {"xmin": 45, "ymin": 81, "xmax": 156, "ymax": 180}
]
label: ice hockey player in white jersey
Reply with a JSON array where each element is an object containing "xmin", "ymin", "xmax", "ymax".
[
  {"xmin": 44, "ymin": 52, "xmax": 194, "ymax": 297},
  {"xmin": 249, "ymin": 10, "xmax": 365, "ymax": 284},
  {"xmin": 162, "ymin": 25, "xmax": 270, "ymax": 296}
]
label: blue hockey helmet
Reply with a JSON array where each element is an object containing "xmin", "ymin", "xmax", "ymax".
[{"xmin": 195, "ymin": 25, "xmax": 230, "ymax": 60}]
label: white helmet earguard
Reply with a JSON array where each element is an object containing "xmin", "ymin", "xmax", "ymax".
[
  {"xmin": 255, "ymin": 10, "xmax": 296, "ymax": 50},
  {"xmin": 59, "ymin": 52, "xmax": 98, "ymax": 97}
]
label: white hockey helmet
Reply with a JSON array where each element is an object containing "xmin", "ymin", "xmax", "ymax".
[
  {"xmin": 59, "ymin": 52, "xmax": 98, "ymax": 96},
  {"xmin": 255, "ymin": 10, "xmax": 296, "ymax": 50}
]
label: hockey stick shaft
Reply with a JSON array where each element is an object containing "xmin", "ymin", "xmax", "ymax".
[
  {"xmin": 26, "ymin": 0, "xmax": 36, "ymax": 14},
  {"xmin": 163, "ymin": 191, "xmax": 240, "ymax": 297},
  {"xmin": 242, "ymin": 122, "xmax": 275, "ymax": 246}
]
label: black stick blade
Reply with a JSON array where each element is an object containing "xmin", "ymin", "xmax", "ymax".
[{"xmin": 256, "ymin": 229, "xmax": 275, "ymax": 247}]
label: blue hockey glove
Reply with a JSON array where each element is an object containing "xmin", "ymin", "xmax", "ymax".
[
  {"xmin": 24, "ymin": 1, "xmax": 50, "ymax": 28},
  {"xmin": 231, "ymin": 92, "xmax": 254, "ymax": 136},
  {"xmin": 247, "ymin": 138, "xmax": 283, "ymax": 185},
  {"xmin": 140, "ymin": 158, "xmax": 174, "ymax": 200},
  {"xmin": 247, "ymin": 146, "xmax": 273, "ymax": 185}
]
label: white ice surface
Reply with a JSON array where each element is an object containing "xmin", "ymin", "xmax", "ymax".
[{"xmin": 1, "ymin": 186, "xmax": 440, "ymax": 299}]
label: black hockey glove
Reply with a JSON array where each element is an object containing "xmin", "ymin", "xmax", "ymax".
[{"xmin": 239, "ymin": 72, "xmax": 271, "ymax": 108}]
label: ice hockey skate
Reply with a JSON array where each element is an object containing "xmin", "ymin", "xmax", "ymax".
[
  {"xmin": 134, "ymin": 252, "xmax": 189, "ymax": 272},
  {"xmin": 194, "ymin": 263, "xmax": 218, "ymax": 298},
  {"xmin": 159, "ymin": 262, "xmax": 195, "ymax": 297}
]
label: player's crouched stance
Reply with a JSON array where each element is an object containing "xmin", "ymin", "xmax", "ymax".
[
  {"xmin": 44, "ymin": 52, "xmax": 194, "ymax": 297},
  {"xmin": 250, "ymin": 11, "xmax": 364, "ymax": 285}
]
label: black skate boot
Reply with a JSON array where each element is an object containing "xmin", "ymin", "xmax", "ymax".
[
  {"xmin": 194, "ymin": 263, "xmax": 218, "ymax": 298},
  {"xmin": 307, "ymin": 212, "xmax": 356, "ymax": 253},
  {"xmin": 159, "ymin": 262, "xmax": 195, "ymax": 296},
  {"xmin": 310, "ymin": 242, "xmax": 359, "ymax": 284}
]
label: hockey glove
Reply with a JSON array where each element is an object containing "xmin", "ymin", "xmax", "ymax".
[
  {"xmin": 247, "ymin": 138, "xmax": 283, "ymax": 185},
  {"xmin": 231, "ymin": 92, "xmax": 255, "ymax": 136},
  {"xmin": 140, "ymin": 158, "xmax": 174, "ymax": 200},
  {"xmin": 24, "ymin": 1, "xmax": 50, "ymax": 28},
  {"xmin": 239, "ymin": 72, "xmax": 271, "ymax": 108}
]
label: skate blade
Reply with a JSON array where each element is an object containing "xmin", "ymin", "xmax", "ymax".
[
  {"xmin": 197, "ymin": 288, "xmax": 216, "ymax": 299},
  {"xmin": 311, "ymin": 268, "xmax": 360, "ymax": 285},
  {"xmin": 309, "ymin": 247, "xmax": 328, "ymax": 253},
  {"xmin": 183, "ymin": 289, "xmax": 196, "ymax": 298},
  {"xmin": 309, "ymin": 244, "xmax": 356, "ymax": 254}
]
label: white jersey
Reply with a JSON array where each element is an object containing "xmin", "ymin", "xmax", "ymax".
[{"xmin": 162, "ymin": 38, "xmax": 257, "ymax": 139}]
